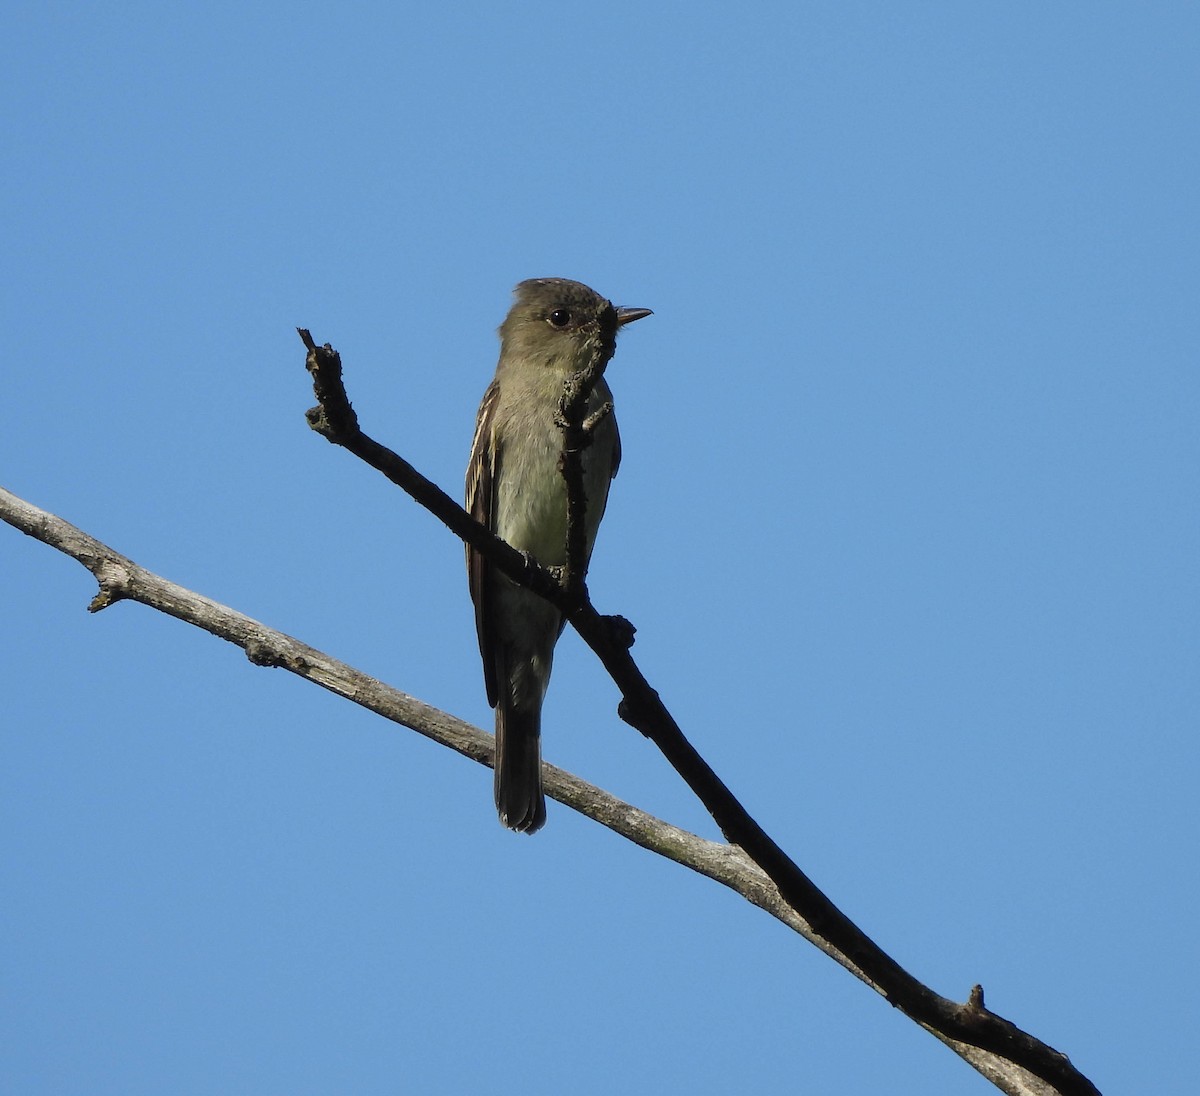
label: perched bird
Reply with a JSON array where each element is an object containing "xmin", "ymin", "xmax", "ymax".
[{"xmin": 466, "ymin": 278, "xmax": 652, "ymax": 833}]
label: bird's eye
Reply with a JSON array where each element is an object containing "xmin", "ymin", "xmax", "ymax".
[{"xmin": 548, "ymin": 308, "xmax": 571, "ymax": 328}]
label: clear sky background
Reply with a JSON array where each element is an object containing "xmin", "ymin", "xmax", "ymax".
[{"xmin": 2, "ymin": 4, "xmax": 1196, "ymax": 1094}]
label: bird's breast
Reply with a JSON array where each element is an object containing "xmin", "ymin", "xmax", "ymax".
[{"xmin": 494, "ymin": 400, "xmax": 616, "ymax": 567}]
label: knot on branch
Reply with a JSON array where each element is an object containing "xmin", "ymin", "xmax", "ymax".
[
  {"xmin": 617, "ymin": 692, "xmax": 658, "ymax": 738},
  {"xmin": 603, "ymin": 613, "xmax": 637, "ymax": 649},
  {"xmin": 299, "ymin": 328, "xmax": 359, "ymax": 441},
  {"xmin": 88, "ymin": 559, "xmax": 133, "ymax": 612},
  {"xmin": 245, "ymin": 638, "xmax": 282, "ymax": 667}
]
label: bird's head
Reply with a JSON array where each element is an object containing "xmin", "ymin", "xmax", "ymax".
[{"xmin": 498, "ymin": 277, "xmax": 651, "ymax": 374}]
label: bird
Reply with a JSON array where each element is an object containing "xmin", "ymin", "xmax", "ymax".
[{"xmin": 466, "ymin": 278, "xmax": 652, "ymax": 833}]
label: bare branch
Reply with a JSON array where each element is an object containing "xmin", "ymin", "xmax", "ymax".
[
  {"xmin": 2, "ymin": 481, "xmax": 1077, "ymax": 1096},
  {"xmin": 293, "ymin": 334, "xmax": 1100, "ymax": 1096},
  {"xmin": 556, "ymin": 341, "xmax": 609, "ymax": 601},
  {"xmin": 298, "ymin": 330, "xmax": 565, "ymax": 608}
]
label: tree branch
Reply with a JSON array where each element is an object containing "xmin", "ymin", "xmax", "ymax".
[
  {"xmin": 555, "ymin": 337, "xmax": 609, "ymax": 601},
  {"xmin": 291, "ymin": 332, "xmax": 1099, "ymax": 1096},
  {"xmin": 2, "ymin": 482, "xmax": 1074, "ymax": 1096}
]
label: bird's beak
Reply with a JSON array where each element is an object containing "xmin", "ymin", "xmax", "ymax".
[{"xmin": 615, "ymin": 306, "xmax": 653, "ymax": 327}]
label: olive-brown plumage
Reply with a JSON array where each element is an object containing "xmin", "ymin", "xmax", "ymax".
[{"xmin": 466, "ymin": 279, "xmax": 650, "ymax": 832}]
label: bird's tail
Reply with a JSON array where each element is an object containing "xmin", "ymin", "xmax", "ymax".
[{"xmin": 494, "ymin": 699, "xmax": 547, "ymax": 834}]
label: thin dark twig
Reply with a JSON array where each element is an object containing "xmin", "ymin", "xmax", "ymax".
[
  {"xmin": 298, "ymin": 331, "xmax": 563, "ymax": 608},
  {"xmin": 295, "ymin": 329, "xmax": 1099, "ymax": 1096},
  {"xmin": 555, "ymin": 345, "xmax": 607, "ymax": 602}
]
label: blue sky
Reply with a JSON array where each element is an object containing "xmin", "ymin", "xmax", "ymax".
[{"xmin": 2, "ymin": 4, "xmax": 1196, "ymax": 1093}]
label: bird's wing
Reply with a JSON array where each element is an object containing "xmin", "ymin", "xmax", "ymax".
[{"xmin": 466, "ymin": 379, "xmax": 501, "ymax": 707}]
